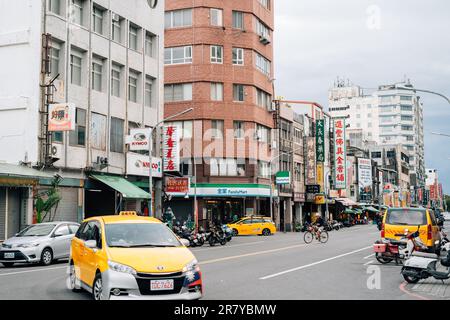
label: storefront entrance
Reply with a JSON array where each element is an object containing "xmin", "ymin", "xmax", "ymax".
[{"xmin": 205, "ymin": 199, "xmax": 244, "ymax": 224}]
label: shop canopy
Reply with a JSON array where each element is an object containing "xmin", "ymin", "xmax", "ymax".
[
  {"xmin": 363, "ymin": 206, "xmax": 380, "ymax": 213},
  {"xmin": 91, "ymin": 174, "xmax": 150, "ymax": 199},
  {"xmin": 344, "ymin": 208, "xmax": 356, "ymax": 214},
  {"xmin": 336, "ymin": 198, "xmax": 358, "ymax": 206},
  {"xmin": 0, "ymin": 163, "xmax": 54, "ymax": 186}
]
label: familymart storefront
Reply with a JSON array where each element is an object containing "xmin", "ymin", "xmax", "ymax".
[{"xmin": 165, "ymin": 184, "xmax": 273, "ymax": 228}]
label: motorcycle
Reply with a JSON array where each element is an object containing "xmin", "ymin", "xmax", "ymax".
[
  {"xmin": 373, "ymin": 227, "xmax": 427, "ymax": 265},
  {"xmin": 402, "ymin": 244, "xmax": 450, "ymax": 284},
  {"xmin": 222, "ymin": 225, "xmax": 233, "ymax": 242},
  {"xmin": 207, "ymin": 223, "xmax": 227, "ymax": 246}
]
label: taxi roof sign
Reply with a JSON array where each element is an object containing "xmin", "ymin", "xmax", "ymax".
[{"xmin": 119, "ymin": 211, "xmax": 137, "ymax": 216}]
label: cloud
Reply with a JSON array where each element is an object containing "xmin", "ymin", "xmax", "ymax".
[{"xmin": 275, "ymin": 0, "xmax": 450, "ymax": 192}]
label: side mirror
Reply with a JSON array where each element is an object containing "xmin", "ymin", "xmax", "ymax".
[
  {"xmin": 85, "ymin": 240, "xmax": 97, "ymax": 249},
  {"xmin": 53, "ymin": 231, "xmax": 64, "ymax": 237},
  {"xmin": 180, "ymin": 239, "xmax": 190, "ymax": 247}
]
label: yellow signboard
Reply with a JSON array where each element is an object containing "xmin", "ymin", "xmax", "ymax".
[
  {"xmin": 315, "ymin": 195, "xmax": 326, "ymax": 205},
  {"xmin": 316, "ymin": 163, "xmax": 324, "ymax": 190}
]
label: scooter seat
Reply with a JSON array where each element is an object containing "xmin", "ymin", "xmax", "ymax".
[
  {"xmin": 412, "ymin": 251, "xmax": 438, "ymax": 259},
  {"xmin": 384, "ymin": 238, "xmax": 407, "ymax": 246}
]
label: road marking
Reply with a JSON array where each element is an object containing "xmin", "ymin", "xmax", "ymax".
[
  {"xmin": 0, "ymin": 265, "xmax": 67, "ymax": 277},
  {"xmin": 192, "ymin": 240, "xmax": 265, "ymax": 252},
  {"xmin": 363, "ymin": 260, "xmax": 374, "ymax": 266},
  {"xmin": 259, "ymin": 245, "xmax": 372, "ymax": 280},
  {"xmin": 199, "ymin": 243, "xmax": 307, "ymax": 265},
  {"xmin": 364, "ymin": 253, "xmax": 375, "ymax": 259}
]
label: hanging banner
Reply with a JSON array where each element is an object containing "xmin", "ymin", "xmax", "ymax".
[
  {"xmin": 358, "ymin": 158, "xmax": 372, "ymax": 201},
  {"xmin": 163, "ymin": 125, "xmax": 180, "ymax": 172},
  {"xmin": 430, "ymin": 185, "xmax": 437, "ymax": 201},
  {"xmin": 316, "ymin": 163, "xmax": 324, "ymax": 191},
  {"xmin": 305, "ymin": 137, "xmax": 316, "ymax": 185},
  {"xmin": 48, "ymin": 103, "xmax": 76, "ymax": 132},
  {"xmin": 333, "ymin": 118, "xmax": 347, "ymax": 189},
  {"xmin": 316, "ymin": 119, "xmax": 325, "ymax": 163}
]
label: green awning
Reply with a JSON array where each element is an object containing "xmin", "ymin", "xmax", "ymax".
[
  {"xmin": 344, "ymin": 209, "xmax": 356, "ymax": 214},
  {"xmin": 91, "ymin": 174, "xmax": 150, "ymax": 199},
  {"xmin": 363, "ymin": 206, "xmax": 379, "ymax": 213},
  {"xmin": 353, "ymin": 208, "xmax": 363, "ymax": 214}
]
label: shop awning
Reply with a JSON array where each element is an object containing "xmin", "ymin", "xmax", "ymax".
[
  {"xmin": 363, "ymin": 206, "xmax": 379, "ymax": 213},
  {"xmin": 344, "ymin": 208, "xmax": 356, "ymax": 214},
  {"xmin": 0, "ymin": 163, "xmax": 54, "ymax": 186},
  {"xmin": 91, "ymin": 174, "xmax": 150, "ymax": 199},
  {"xmin": 335, "ymin": 198, "xmax": 358, "ymax": 206}
]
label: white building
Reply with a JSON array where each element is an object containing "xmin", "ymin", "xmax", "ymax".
[
  {"xmin": 328, "ymin": 81, "xmax": 425, "ymax": 189},
  {"xmin": 0, "ymin": 0, "xmax": 164, "ymax": 239}
]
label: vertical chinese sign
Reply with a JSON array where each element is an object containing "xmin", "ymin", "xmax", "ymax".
[
  {"xmin": 163, "ymin": 125, "xmax": 180, "ymax": 172},
  {"xmin": 333, "ymin": 118, "xmax": 347, "ymax": 189},
  {"xmin": 305, "ymin": 137, "xmax": 316, "ymax": 185},
  {"xmin": 316, "ymin": 120, "xmax": 325, "ymax": 162}
]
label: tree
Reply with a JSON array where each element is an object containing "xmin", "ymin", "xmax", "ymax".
[{"xmin": 35, "ymin": 175, "xmax": 62, "ymax": 223}]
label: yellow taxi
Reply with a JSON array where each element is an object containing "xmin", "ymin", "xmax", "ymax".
[
  {"xmin": 68, "ymin": 212, "xmax": 202, "ymax": 300},
  {"xmin": 381, "ymin": 207, "xmax": 441, "ymax": 253},
  {"xmin": 227, "ymin": 216, "xmax": 276, "ymax": 236}
]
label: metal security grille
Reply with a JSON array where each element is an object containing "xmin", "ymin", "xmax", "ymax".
[
  {"xmin": 0, "ymin": 188, "xmax": 6, "ymax": 240},
  {"xmin": 53, "ymin": 188, "xmax": 78, "ymax": 222}
]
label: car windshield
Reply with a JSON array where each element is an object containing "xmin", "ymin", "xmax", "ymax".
[
  {"xmin": 105, "ymin": 223, "xmax": 182, "ymax": 248},
  {"xmin": 386, "ymin": 209, "xmax": 427, "ymax": 226},
  {"xmin": 16, "ymin": 224, "xmax": 56, "ymax": 237}
]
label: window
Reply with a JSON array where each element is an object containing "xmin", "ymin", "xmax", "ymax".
[
  {"xmin": 145, "ymin": 76, "xmax": 153, "ymax": 107},
  {"xmin": 164, "ymin": 46, "xmax": 192, "ymax": 65},
  {"xmin": 258, "ymin": 0, "xmax": 270, "ymax": 9},
  {"xmin": 401, "ymin": 115, "xmax": 413, "ymax": 121},
  {"xmin": 256, "ymin": 19, "xmax": 270, "ymax": 37},
  {"xmin": 210, "ymin": 45, "xmax": 223, "ymax": 64},
  {"xmin": 255, "ymin": 53, "xmax": 271, "ymax": 76},
  {"xmin": 258, "ymin": 161, "xmax": 270, "ymax": 178},
  {"xmin": 405, "ymin": 136, "xmax": 414, "ymax": 141},
  {"xmin": 111, "ymin": 63, "xmax": 122, "ymax": 97},
  {"xmin": 380, "ymin": 126, "xmax": 395, "ymax": 133},
  {"xmin": 129, "ymin": 24, "xmax": 139, "ymax": 51},
  {"xmin": 256, "ymin": 124, "xmax": 270, "ymax": 143},
  {"xmin": 368, "ymin": 122, "xmax": 372, "ymax": 128},
  {"xmin": 92, "ymin": 5, "xmax": 104, "ymax": 35},
  {"xmin": 111, "ymin": 14, "xmax": 122, "ymax": 43},
  {"xmin": 110, "ymin": 117, "xmax": 124, "ymax": 153},
  {"xmin": 400, "ymin": 95, "xmax": 413, "ymax": 101},
  {"xmin": 91, "ymin": 113, "xmax": 107, "ymax": 150},
  {"xmin": 165, "ymin": 9, "xmax": 192, "ymax": 29},
  {"xmin": 368, "ymin": 113, "xmax": 372, "ymax": 118},
  {"xmin": 379, "ymin": 105, "xmax": 395, "ymax": 113},
  {"xmin": 69, "ymin": 108, "xmax": 86, "ymax": 146},
  {"xmin": 210, "ymin": 8, "xmax": 223, "ymax": 26},
  {"xmin": 164, "ymin": 83, "xmax": 192, "ymax": 102},
  {"xmin": 50, "ymin": 42, "xmax": 61, "ymax": 78},
  {"xmin": 145, "ymin": 32, "xmax": 155, "ymax": 57},
  {"xmin": 356, "ymin": 105, "xmax": 361, "ymax": 110},
  {"xmin": 128, "ymin": 70, "xmax": 139, "ymax": 103},
  {"xmin": 232, "ymin": 11, "xmax": 244, "ymax": 29},
  {"xmin": 211, "ymin": 120, "xmax": 224, "ymax": 139},
  {"xmin": 371, "ymin": 152, "xmax": 381, "ymax": 159},
  {"xmin": 52, "ymin": 131, "xmax": 63, "ymax": 143},
  {"xmin": 92, "ymin": 56, "xmax": 103, "ymax": 92},
  {"xmin": 401, "ymin": 125, "xmax": 413, "ymax": 131},
  {"xmin": 379, "ymin": 95, "xmax": 395, "ymax": 104},
  {"xmin": 257, "ymin": 89, "xmax": 272, "ymax": 109},
  {"xmin": 70, "ymin": 50, "xmax": 82, "ymax": 86},
  {"xmin": 210, "ymin": 159, "xmax": 244, "ymax": 177},
  {"xmin": 232, "ymin": 48, "xmax": 244, "ymax": 65},
  {"xmin": 49, "ymin": 0, "xmax": 61, "ymax": 15},
  {"xmin": 234, "ymin": 121, "xmax": 244, "ymax": 138},
  {"xmin": 233, "ymin": 84, "xmax": 244, "ymax": 102},
  {"xmin": 210, "ymin": 83, "xmax": 223, "ymax": 101},
  {"xmin": 380, "ymin": 116, "xmax": 394, "ymax": 124},
  {"xmin": 70, "ymin": 0, "xmax": 83, "ymax": 25},
  {"xmin": 401, "ymin": 105, "xmax": 413, "ymax": 111},
  {"xmin": 356, "ymin": 114, "xmax": 361, "ymax": 119}
]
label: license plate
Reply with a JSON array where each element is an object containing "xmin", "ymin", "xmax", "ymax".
[
  {"xmin": 150, "ymin": 279, "xmax": 174, "ymax": 291},
  {"xmin": 4, "ymin": 253, "xmax": 15, "ymax": 259}
]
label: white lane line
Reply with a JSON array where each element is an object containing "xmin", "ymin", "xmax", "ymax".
[
  {"xmin": 192, "ymin": 240, "xmax": 265, "ymax": 252},
  {"xmin": 363, "ymin": 253, "xmax": 375, "ymax": 259},
  {"xmin": 0, "ymin": 265, "xmax": 67, "ymax": 277},
  {"xmin": 199, "ymin": 243, "xmax": 307, "ymax": 265},
  {"xmin": 363, "ymin": 260, "xmax": 374, "ymax": 266},
  {"xmin": 259, "ymin": 245, "xmax": 372, "ymax": 280}
]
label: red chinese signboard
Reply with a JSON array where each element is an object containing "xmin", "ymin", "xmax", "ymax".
[
  {"xmin": 163, "ymin": 125, "xmax": 180, "ymax": 172},
  {"xmin": 429, "ymin": 184, "xmax": 437, "ymax": 200},
  {"xmin": 333, "ymin": 118, "xmax": 347, "ymax": 189},
  {"xmin": 165, "ymin": 177, "xmax": 190, "ymax": 195}
]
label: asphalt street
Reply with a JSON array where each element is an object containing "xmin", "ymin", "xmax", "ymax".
[{"xmin": 0, "ymin": 224, "xmax": 448, "ymax": 300}]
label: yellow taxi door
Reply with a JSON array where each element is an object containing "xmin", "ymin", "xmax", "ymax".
[
  {"xmin": 249, "ymin": 219, "xmax": 263, "ymax": 235},
  {"xmin": 83, "ymin": 222, "xmax": 103, "ymax": 287},
  {"xmin": 240, "ymin": 220, "xmax": 252, "ymax": 235}
]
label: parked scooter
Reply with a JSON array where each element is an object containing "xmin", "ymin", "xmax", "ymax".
[
  {"xmin": 222, "ymin": 225, "xmax": 233, "ymax": 242},
  {"xmin": 402, "ymin": 244, "xmax": 450, "ymax": 283},
  {"xmin": 207, "ymin": 222, "xmax": 227, "ymax": 246},
  {"xmin": 373, "ymin": 227, "xmax": 427, "ymax": 265}
]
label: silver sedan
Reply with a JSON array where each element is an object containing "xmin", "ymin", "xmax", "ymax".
[{"xmin": 0, "ymin": 222, "xmax": 80, "ymax": 267}]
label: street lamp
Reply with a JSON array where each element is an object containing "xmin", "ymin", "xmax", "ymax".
[
  {"xmin": 148, "ymin": 108, "xmax": 194, "ymax": 218},
  {"xmin": 396, "ymin": 86, "xmax": 450, "ymax": 105},
  {"xmin": 431, "ymin": 132, "xmax": 450, "ymax": 138}
]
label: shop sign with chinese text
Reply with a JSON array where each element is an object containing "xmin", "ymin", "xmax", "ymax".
[
  {"xmin": 333, "ymin": 118, "xmax": 347, "ymax": 189},
  {"xmin": 316, "ymin": 119, "xmax": 325, "ymax": 162},
  {"xmin": 163, "ymin": 125, "xmax": 180, "ymax": 172},
  {"xmin": 48, "ymin": 103, "xmax": 76, "ymax": 132},
  {"xmin": 305, "ymin": 137, "xmax": 316, "ymax": 185}
]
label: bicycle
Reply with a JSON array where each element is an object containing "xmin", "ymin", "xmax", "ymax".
[{"xmin": 303, "ymin": 224, "xmax": 329, "ymax": 244}]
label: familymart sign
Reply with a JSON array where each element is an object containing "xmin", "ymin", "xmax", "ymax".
[{"xmin": 276, "ymin": 171, "xmax": 291, "ymax": 185}]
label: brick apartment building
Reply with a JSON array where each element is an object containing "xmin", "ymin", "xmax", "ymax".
[{"xmin": 163, "ymin": 0, "xmax": 276, "ymax": 226}]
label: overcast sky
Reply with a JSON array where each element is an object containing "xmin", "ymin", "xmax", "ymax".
[{"xmin": 275, "ymin": 0, "xmax": 450, "ymax": 193}]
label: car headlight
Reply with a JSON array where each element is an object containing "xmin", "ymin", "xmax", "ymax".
[
  {"xmin": 17, "ymin": 243, "xmax": 40, "ymax": 248},
  {"xmin": 108, "ymin": 261, "xmax": 137, "ymax": 275},
  {"xmin": 182, "ymin": 259, "xmax": 199, "ymax": 273}
]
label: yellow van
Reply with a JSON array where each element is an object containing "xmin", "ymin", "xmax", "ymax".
[
  {"xmin": 381, "ymin": 208, "xmax": 441, "ymax": 253},
  {"xmin": 69, "ymin": 212, "xmax": 202, "ymax": 300}
]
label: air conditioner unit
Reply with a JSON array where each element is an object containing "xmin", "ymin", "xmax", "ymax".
[
  {"xmin": 259, "ymin": 35, "xmax": 271, "ymax": 45},
  {"xmin": 50, "ymin": 144, "xmax": 63, "ymax": 160},
  {"xmin": 112, "ymin": 13, "xmax": 120, "ymax": 22}
]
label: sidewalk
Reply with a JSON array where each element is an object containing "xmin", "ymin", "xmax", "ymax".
[{"xmin": 407, "ymin": 279, "xmax": 450, "ymax": 300}]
